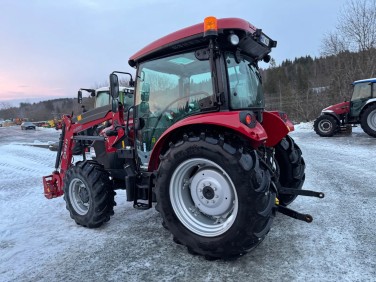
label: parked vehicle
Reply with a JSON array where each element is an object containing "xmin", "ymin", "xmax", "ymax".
[
  {"xmin": 21, "ymin": 122, "xmax": 36, "ymax": 130},
  {"xmin": 43, "ymin": 17, "xmax": 323, "ymax": 260},
  {"xmin": 78, "ymin": 86, "xmax": 134, "ymax": 110},
  {"xmin": 314, "ymin": 78, "xmax": 376, "ymax": 137}
]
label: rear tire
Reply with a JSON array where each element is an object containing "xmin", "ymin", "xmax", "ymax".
[
  {"xmin": 155, "ymin": 134, "xmax": 275, "ymax": 259},
  {"xmin": 275, "ymin": 136, "xmax": 306, "ymax": 206},
  {"xmin": 360, "ymin": 104, "xmax": 376, "ymax": 137},
  {"xmin": 63, "ymin": 160, "xmax": 116, "ymax": 228},
  {"xmin": 314, "ymin": 115, "xmax": 338, "ymax": 137}
]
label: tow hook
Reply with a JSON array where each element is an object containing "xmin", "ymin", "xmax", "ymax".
[{"xmin": 276, "ymin": 205, "xmax": 313, "ymax": 223}]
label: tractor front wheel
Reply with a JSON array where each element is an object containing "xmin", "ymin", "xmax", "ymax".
[
  {"xmin": 314, "ymin": 115, "xmax": 338, "ymax": 137},
  {"xmin": 63, "ymin": 161, "xmax": 116, "ymax": 228},
  {"xmin": 275, "ymin": 136, "xmax": 306, "ymax": 206},
  {"xmin": 156, "ymin": 134, "xmax": 275, "ymax": 259},
  {"xmin": 361, "ymin": 104, "xmax": 376, "ymax": 137}
]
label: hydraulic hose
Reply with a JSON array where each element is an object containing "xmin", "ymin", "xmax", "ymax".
[{"xmin": 54, "ymin": 123, "xmax": 66, "ymax": 171}]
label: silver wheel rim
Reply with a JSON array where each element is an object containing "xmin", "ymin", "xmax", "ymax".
[
  {"xmin": 367, "ymin": 110, "xmax": 376, "ymax": 131},
  {"xmin": 318, "ymin": 119, "xmax": 333, "ymax": 133},
  {"xmin": 69, "ymin": 178, "xmax": 90, "ymax": 215},
  {"xmin": 170, "ymin": 158, "xmax": 238, "ymax": 237}
]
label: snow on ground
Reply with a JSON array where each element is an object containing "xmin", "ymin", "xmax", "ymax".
[
  {"xmin": 0, "ymin": 125, "xmax": 375, "ymax": 281},
  {"xmin": 293, "ymin": 121, "xmax": 314, "ymax": 131}
]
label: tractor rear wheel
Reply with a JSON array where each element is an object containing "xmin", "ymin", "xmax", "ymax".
[
  {"xmin": 314, "ymin": 115, "xmax": 338, "ymax": 137},
  {"xmin": 155, "ymin": 134, "xmax": 275, "ymax": 259},
  {"xmin": 275, "ymin": 136, "xmax": 306, "ymax": 206},
  {"xmin": 360, "ymin": 104, "xmax": 376, "ymax": 137},
  {"xmin": 63, "ymin": 160, "xmax": 116, "ymax": 228}
]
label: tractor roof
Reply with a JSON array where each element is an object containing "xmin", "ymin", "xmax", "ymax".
[
  {"xmin": 353, "ymin": 78, "xmax": 376, "ymax": 85},
  {"xmin": 128, "ymin": 18, "xmax": 259, "ymax": 67}
]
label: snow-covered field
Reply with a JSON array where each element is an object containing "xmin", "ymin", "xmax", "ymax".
[{"xmin": 0, "ymin": 124, "xmax": 375, "ymax": 281}]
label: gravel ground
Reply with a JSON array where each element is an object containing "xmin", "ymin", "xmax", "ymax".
[{"xmin": 0, "ymin": 125, "xmax": 375, "ymax": 281}]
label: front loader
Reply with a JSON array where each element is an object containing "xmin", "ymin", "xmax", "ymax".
[{"xmin": 43, "ymin": 17, "xmax": 323, "ymax": 260}]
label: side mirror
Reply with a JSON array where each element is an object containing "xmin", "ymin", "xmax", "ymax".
[
  {"xmin": 109, "ymin": 73, "xmax": 119, "ymax": 99},
  {"xmin": 129, "ymin": 78, "xmax": 135, "ymax": 87},
  {"xmin": 77, "ymin": 90, "xmax": 83, "ymax": 104}
]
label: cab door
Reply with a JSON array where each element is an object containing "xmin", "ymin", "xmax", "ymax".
[{"xmin": 350, "ymin": 82, "xmax": 372, "ymax": 117}]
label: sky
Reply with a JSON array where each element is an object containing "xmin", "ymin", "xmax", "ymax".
[{"xmin": 0, "ymin": 0, "xmax": 346, "ymax": 106}]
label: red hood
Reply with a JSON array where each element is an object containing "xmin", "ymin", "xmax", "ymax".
[{"xmin": 322, "ymin": 101, "xmax": 350, "ymax": 115}]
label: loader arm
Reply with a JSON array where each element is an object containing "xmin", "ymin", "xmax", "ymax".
[{"xmin": 43, "ymin": 106, "xmax": 126, "ymax": 199}]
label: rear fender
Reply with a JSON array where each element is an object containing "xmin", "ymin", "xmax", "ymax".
[
  {"xmin": 262, "ymin": 111, "xmax": 294, "ymax": 147},
  {"xmin": 360, "ymin": 100, "xmax": 376, "ymax": 117},
  {"xmin": 365, "ymin": 98, "xmax": 376, "ymax": 106},
  {"xmin": 148, "ymin": 111, "xmax": 267, "ymax": 171}
]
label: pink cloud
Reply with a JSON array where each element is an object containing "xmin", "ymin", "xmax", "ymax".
[{"xmin": 0, "ymin": 72, "xmax": 67, "ymax": 101}]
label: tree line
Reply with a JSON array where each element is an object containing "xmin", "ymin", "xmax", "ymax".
[
  {"xmin": 262, "ymin": 48, "xmax": 375, "ymax": 122},
  {"xmin": 0, "ymin": 98, "xmax": 94, "ymax": 122},
  {"xmin": 263, "ymin": 0, "xmax": 376, "ymax": 122}
]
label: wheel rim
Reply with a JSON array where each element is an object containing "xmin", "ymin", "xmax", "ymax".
[
  {"xmin": 318, "ymin": 119, "xmax": 333, "ymax": 133},
  {"xmin": 69, "ymin": 178, "xmax": 90, "ymax": 215},
  {"xmin": 170, "ymin": 158, "xmax": 238, "ymax": 237},
  {"xmin": 367, "ymin": 109, "xmax": 376, "ymax": 131}
]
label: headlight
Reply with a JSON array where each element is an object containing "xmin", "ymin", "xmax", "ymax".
[
  {"xmin": 228, "ymin": 34, "xmax": 239, "ymax": 45},
  {"xmin": 259, "ymin": 34, "xmax": 270, "ymax": 46}
]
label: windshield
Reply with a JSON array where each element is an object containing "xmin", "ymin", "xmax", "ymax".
[
  {"xmin": 95, "ymin": 90, "xmax": 134, "ymax": 110},
  {"xmin": 226, "ymin": 53, "xmax": 264, "ymax": 109},
  {"xmin": 351, "ymin": 82, "xmax": 372, "ymax": 101},
  {"xmin": 95, "ymin": 91, "xmax": 111, "ymax": 108},
  {"xmin": 135, "ymin": 51, "xmax": 213, "ymax": 163},
  {"xmin": 136, "ymin": 52, "xmax": 212, "ymax": 115}
]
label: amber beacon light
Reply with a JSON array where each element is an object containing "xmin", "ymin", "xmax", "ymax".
[{"xmin": 204, "ymin": 16, "xmax": 218, "ymax": 37}]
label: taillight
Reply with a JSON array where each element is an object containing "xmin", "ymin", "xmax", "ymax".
[{"xmin": 239, "ymin": 111, "xmax": 257, "ymax": 128}]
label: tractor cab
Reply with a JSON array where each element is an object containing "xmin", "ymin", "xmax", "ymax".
[
  {"xmin": 78, "ymin": 86, "xmax": 134, "ymax": 111},
  {"xmin": 128, "ymin": 17, "xmax": 277, "ymax": 167},
  {"xmin": 350, "ymin": 79, "xmax": 376, "ymax": 118},
  {"xmin": 95, "ymin": 86, "xmax": 134, "ymax": 111}
]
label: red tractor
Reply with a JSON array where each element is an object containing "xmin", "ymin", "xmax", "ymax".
[
  {"xmin": 43, "ymin": 17, "xmax": 323, "ymax": 260},
  {"xmin": 314, "ymin": 78, "xmax": 376, "ymax": 137}
]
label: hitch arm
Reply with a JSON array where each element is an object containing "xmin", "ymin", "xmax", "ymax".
[
  {"xmin": 279, "ymin": 187, "xmax": 325, "ymax": 199},
  {"xmin": 276, "ymin": 205, "xmax": 313, "ymax": 223}
]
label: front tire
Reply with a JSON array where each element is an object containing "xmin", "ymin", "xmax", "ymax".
[
  {"xmin": 63, "ymin": 161, "xmax": 116, "ymax": 228},
  {"xmin": 314, "ymin": 115, "xmax": 338, "ymax": 137},
  {"xmin": 156, "ymin": 134, "xmax": 275, "ymax": 259},
  {"xmin": 360, "ymin": 104, "xmax": 376, "ymax": 137},
  {"xmin": 275, "ymin": 136, "xmax": 306, "ymax": 206}
]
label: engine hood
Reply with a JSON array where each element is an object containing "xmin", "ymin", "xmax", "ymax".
[{"xmin": 322, "ymin": 101, "xmax": 350, "ymax": 115}]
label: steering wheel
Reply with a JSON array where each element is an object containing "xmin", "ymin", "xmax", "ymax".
[
  {"xmin": 148, "ymin": 91, "xmax": 211, "ymax": 140},
  {"xmin": 164, "ymin": 91, "xmax": 210, "ymax": 114}
]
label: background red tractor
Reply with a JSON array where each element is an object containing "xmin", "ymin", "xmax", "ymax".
[
  {"xmin": 43, "ymin": 17, "xmax": 323, "ymax": 260},
  {"xmin": 314, "ymin": 78, "xmax": 376, "ymax": 137}
]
